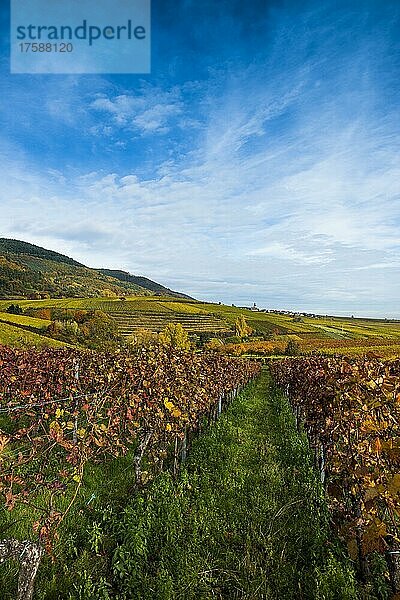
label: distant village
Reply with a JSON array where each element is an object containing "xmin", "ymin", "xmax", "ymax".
[{"xmin": 236, "ymin": 302, "xmax": 320, "ymax": 319}]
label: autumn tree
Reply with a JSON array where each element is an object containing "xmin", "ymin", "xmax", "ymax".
[
  {"xmin": 234, "ymin": 315, "xmax": 252, "ymax": 338},
  {"xmin": 159, "ymin": 323, "xmax": 191, "ymax": 351}
]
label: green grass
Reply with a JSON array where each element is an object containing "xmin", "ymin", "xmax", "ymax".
[
  {"xmin": 0, "ymin": 311, "xmax": 51, "ymax": 330},
  {"xmin": 0, "ymin": 322, "xmax": 67, "ymax": 348},
  {"xmin": 0, "ymin": 372, "xmax": 362, "ymax": 599},
  {"xmin": 108, "ymin": 371, "xmax": 358, "ymax": 600}
]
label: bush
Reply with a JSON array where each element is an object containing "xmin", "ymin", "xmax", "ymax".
[
  {"xmin": 205, "ymin": 338, "xmax": 224, "ymax": 351},
  {"xmin": 46, "ymin": 310, "xmax": 121, "ymax": 350},
  {"xmin": 225, "ymin": 336, "xmax": 242, "ymax": 344},
  {"xmin": 284, "ymin": 340, "xmax": 301, "ymax": 356},
  {"xmin": 128, "ymin": 328, "xmax": 158, "ymax": 348},
  {"xmin": 6, "ymin": 304, "xmax": 23, "ymax": 315}
]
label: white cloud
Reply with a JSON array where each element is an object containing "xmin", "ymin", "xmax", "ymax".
[
  {"xmin": 89, "ymin": 85, "xmax": 183, "ymax": 135},
  {"xmin": 248, "ymin": 242, "xmax": 333, "ymax": 265}
]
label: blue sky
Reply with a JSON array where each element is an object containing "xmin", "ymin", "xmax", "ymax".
[{"xmin": 1, "ymin": 0, "xmax": 400, "ymax": 317}]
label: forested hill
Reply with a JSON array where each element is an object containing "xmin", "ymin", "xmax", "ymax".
[
  {"xmin": 0, "ymin": 238, "xmax": 83, "ymax": 267},
  {"xmin": 98, "ymin": 269, "xmax": 193, "ymax": 300},
  {"xmin": 0, "ymin": 238, "xmax": 189, "ymax": 300}
]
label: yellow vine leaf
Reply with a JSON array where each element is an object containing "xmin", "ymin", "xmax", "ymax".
[
  {"xmin": 164, "ymin": 399, "xmax": 182, "ymax": 417},
  {"xmin": 388, "ymin": 474, "xmax": 400, "ymax": 496}
]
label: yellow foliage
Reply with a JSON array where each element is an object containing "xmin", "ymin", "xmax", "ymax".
[
  {"xmin": 164, "ymin": 399, "xmax": 182, "ymax": 418},
  {"xmin": 159, "ymin": 323, "xmax": 191, "ymax": 351}
]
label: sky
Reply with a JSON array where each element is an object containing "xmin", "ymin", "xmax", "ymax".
[{"xmin": 0, "ymin": 0, "xmax": 399, "ymax": 317}]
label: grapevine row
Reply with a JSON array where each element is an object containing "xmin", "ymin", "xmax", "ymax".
[
  {"xmin": 270, "ymin": 356, "xmax": 400, "ymax": 591},
  {"xmin": 0, "ymin": 345, "xmax": 260, "ymax": 552}
]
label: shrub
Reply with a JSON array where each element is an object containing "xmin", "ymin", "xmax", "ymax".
[
  {"xmin": 205, "ymin": 338, "xmax": 224, "ymax": 351},
  {"xmin": 284, "ymin": 340, "xmax": 301, "ymax": 356},
  {"xmin": 6, "ymin": 304, "xmax": 23, "ymax": 315}
]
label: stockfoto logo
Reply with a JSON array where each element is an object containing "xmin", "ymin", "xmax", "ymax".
[
  {"xmin": 16, "ymin": 20, "xmax": 147, "ymax": 46},
  {"xmin": 11, "ymin": 0, "xmax": 151, "ymax": 74}
]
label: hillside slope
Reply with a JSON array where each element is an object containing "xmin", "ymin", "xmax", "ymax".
[
  {"xmin": 0, "ymin": 238, "xmax": 188, "ymax": 300},
  {"xmin": 98, "ymin": 269, "xmax": 193, "ymax": 299}
]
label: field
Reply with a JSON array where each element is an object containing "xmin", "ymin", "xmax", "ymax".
[
  {"xmin": 0, "ymin": 296, "xmax": 400, "ymax": 356},
  {"xmin": 0, "ymin": 311, "xmax": 51, "ymax": 331},
  {"xmin": 0, "ymin": 321, "xmax": 67, "ymax": 348}
]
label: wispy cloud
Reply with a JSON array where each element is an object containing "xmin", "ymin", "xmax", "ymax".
[
  {"xmin": 89, "ymin": 84, "xmax": 183, "ymax": 134},
  {"xmin": 0, "ymin": 0, "xmax": 399, "ymax": 316}
]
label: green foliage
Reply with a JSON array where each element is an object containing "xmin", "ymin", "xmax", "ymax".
[
  {"xmin": 285, "ymin": 339, "xmax": 301, "ymax": 355},
  {"xmin": 6, "ymin": 304, "xmax": 23, "ymax": 315},
  {"xmin": 46, "ymin": 310, "xmax": 121, "ymax": 350},
  {"xmin": 225, "ymin": 335, "xmax": 242, "ymax": 344}
]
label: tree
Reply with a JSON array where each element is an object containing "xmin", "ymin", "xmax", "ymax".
[
  {"xmin": 159, "ymin": 323, "xmax": 191, "ymax": 351},
  {"xmin": 285, "ymin": 340, "xmax": 301, "ymax": 356},
  {"xmin": 78, "ymin": 311, "xmax": 120, "ymax": 351},
  {"xmin": 6, "ymin": 304, "xmax": 23, "ymax": 315},
  {"xmin": 234, "ymin": 315, "xmax": 252, "ymax": 338}
]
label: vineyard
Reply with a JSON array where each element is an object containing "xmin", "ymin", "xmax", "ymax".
[
  {"xmin": 0, "ymin": 344, "xmax": 259, "ymax": 599},
  {"xmin": 107, "ymin": 309, "xmax": 230, "ymax": 335},
  {"xmin": 1, "ymin": 296, "xmax": 400, "ymax": 358},
  {"xmin": 218, "ymin": 337, "xmax": 400, "ymax": 359},
  {"xmin": 0, "ymin": 322, "xmax": 67, "ymax": 349},
  {"xmin": 270, "ymin": 356, "xmax": 400, "ymax": 595}
]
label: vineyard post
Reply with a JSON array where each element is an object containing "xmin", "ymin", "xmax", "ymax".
[
  {"xmin": 294, "ymin": 405, "xmax": 299, "ymax": 430},
  {"xmin": 181, "ymin": 427, "xmax": 187, "ymax": 463},
  {"xmin": 72, "ymin": 360, "xmax": 80, "ymax": 445},
  {"xmin": 386, "ymin": 546, "xmax": 400, "ymax": 593},
  {"xmin": 0, "ymin": 539, "xmax": 43, "ymax": 600},
  {"xmin": 134, "ymin": 431, "xmax": 152, "ymax": 486}
]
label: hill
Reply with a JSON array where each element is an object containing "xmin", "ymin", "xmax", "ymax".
[
  {"xmin": 98, "ymin": 269, "xmax": 193, "ymax": 299},
  {"xmin": 0, "ymin": 238, "xmax": 83, "ymax": 267},
  {"xmin": 0, "ymin": 238, "xmax": 188, "ymax": 300}
]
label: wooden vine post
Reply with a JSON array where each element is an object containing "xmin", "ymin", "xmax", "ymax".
[
  {"xmin": 386, "ymin": 544, "xmax": 400, "ymax": 594},
  {"xmin": 0, "ymin": 539, "xmax": 43, "ymax": 600}
]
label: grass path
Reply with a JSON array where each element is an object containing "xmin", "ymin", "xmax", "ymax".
[{"xmin": 110, "ymin": 371, "xmax": 358, "ymax": 600}]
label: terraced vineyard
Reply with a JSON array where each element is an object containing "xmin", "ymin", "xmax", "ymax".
[
  {"xmin": 1, "ymin": 295, "xmax": 400, "ymax": 353},
  {"xmin": 108, "ymin": 309, "xmax": 231, "ymax": 335}
]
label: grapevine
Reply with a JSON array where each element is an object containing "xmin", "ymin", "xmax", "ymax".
[{"xmin": 270, "ymin": 356, "xmax": 400, "ymax": 588}]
